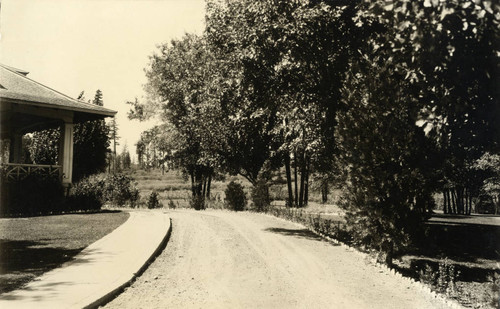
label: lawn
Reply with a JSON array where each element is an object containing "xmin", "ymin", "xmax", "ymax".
[{"xmin": 0, "ymin": 211, "xmax": 130, "ymax": 294}]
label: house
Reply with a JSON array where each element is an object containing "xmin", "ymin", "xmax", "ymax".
[{"xmin": 0, "ymin": 64, "xmax": 116, "ymax": 186}]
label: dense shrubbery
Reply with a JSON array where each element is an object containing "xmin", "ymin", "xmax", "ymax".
[
  {"xmin": 101, "ymin": 174, "xmax": 140, "ymax": 207},
  {"xmin": 225, "ymin": 181, "xmax": 246, "ymax": 211},
  {"xmin": 69, "ymin": 175, "xmax": 104, "ymax": 211},
  {"xmin": 69, "ymin": 173, "xmax": 140, "ymax": 210},
  {"xmin": 251, "ymin": 179, "xmax": 271, "ymax": 212},
  {"xmin": 1, "ymin": 172, "xmax": 64, "ymax": 216}
]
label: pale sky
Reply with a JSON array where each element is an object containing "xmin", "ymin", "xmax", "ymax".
[{"xmin": 0, "ymin": 0, "xmax": 206, "ymax": 159}]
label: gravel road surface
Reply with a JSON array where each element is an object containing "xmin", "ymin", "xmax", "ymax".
[{"xmin": 104, "ymin": 209, "xmax": 455, "ymax": 309}]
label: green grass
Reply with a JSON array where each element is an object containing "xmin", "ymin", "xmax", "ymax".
[{"xmin": 0, "ymin": 211, "xmax": 130, "ymax": 294}]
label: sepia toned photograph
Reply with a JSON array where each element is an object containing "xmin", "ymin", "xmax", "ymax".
[{"xmin": 0, "ymin": 0, "xmax": 498, "ymax": 308}]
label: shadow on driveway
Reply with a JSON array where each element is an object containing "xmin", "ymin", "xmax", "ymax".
[{"xmin": 263, "ymin": 227, "xmax": 332, "ymax": 243}]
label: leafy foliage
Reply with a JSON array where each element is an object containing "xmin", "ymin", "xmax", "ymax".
[
  {"xmin": 69, "ymin": 175, "xmax": 105, "ymax": 211},
  {"xmin": 251, "ymin": 178, "xmax": 271, "ymax": 212},
  {"xmin": 225, "ymin": 181, "xmax": 247, "ymax": 211},
  {"xmin": 73, "ymin": 91, "xmax": 110, "ymax": 181},
  {"xmin": 101, "ymin": 174, "xmax": 140, "ymax": 207},
  {"xmin": 28, "ymin": 129, "xmax": 60, "ymax": 165},
  {"xmin": 26, "ymin": 90, "xmax": 111, "ymax": 181},
  {"xmin": 70, "ymin": 173, "xmax": 140, "ymax": 209}
]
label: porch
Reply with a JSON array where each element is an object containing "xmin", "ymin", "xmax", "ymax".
[
  {"xmin": 0, "ymin": 63, "xmax": 116, "ymax": 186},
  {"xmin": 1, "ymin": 163, "xmax": 62, "ymax": 182}
]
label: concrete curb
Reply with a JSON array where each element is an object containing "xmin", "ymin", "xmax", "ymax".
[
  {"xmin": 86, "ymin": 214, "xmax": 173, "ymax": 309},
  {"xmin": 0, "ymin": 210, "xmax": 172, "ymax": 309}
]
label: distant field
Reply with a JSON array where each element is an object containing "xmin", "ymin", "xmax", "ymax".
[{"xmin": 130, "ymin": 168, "xmax": 343, "ymax": 214}]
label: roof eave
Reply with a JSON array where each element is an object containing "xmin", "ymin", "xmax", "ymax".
[{"xmin": 1, "ymin": 97, "xmax": 117, "ymax": 117}]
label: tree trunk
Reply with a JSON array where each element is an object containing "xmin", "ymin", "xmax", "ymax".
[
  {"xmin": 457, "ymin": 186, "xmax": 464, "ymax": 214},
  {"xmin": 464, "ymin": 187, "xmax": 469, "ymax": 215},
  {"xmin": 321, "ymin": 181, "xmax": 328, "ymax": 204},
  {"xmin": 202, "ymin": 177, "xmax": 207, "ymax": 198},
  {"xmin": 443, "ymin": 190, "xmax": 448, "ymax": 214},
  {"xmin": 294, "ymin": 154, "xmax": 298, "ymax": 207},
  {"xmin": 196, "ymin": 169, "xmax": 203, "ymax": 197},
  {"xmin": 304, "ymin": 158, "xmax": 310, "ymax": 206},
  {"xmin": 284, "ymin": 153, "xmax": 294, "ymax": 207},
  {"xmin": 446, "ymin": 189, "xmax": 453, "ymax": 214},
  {"xmin": 451, "ymin": 188, "xmax": 457, "ymax": 214},
  {"xmin": 206, "ymin": 174, "xmax": 212, "ymax": 199},
  {"xmin": 385, "ymin": 241, "xmax": 394, "ymax": 267},
  {"xmin": 190, "ymin": 170, "xmax": 195, "ymax": 196},
  {"xmin": 298, "ymin": 154, "xmax": 306, "ymax": 208},
  {"xmin": 468, "ymin": 190, "xmax": 473, "ymax": 215}
]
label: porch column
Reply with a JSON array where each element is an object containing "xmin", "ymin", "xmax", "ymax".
[{"xmin": 58, "ymin": 122, "xmax": 74, "ymax": 186}]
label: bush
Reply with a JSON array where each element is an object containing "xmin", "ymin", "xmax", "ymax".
[
  {"xmin": 70, "ymin": 173, "xmax": 140, "ymax": 209},
  {"xmin": 70, "ymin": 175, "xmax": 105, "ymax": 211},
  {"xmin": 1, "ymin": 172, "xmax": 64, "ymax": 216},
  {"xmin": 225, "ymin": 181, "xmax": 246, "ymax": 211},
  {"xmin": 101, "ymin": 174, "xmax": 140, "ymax": 207},
  {"xmin": 147, "ymin": 191, "xmax": 162, "ymax": 209},
  {"xmin": 251, "ymin": 179, "xmax": 271, "ymax": 212},
  {"xmin": 190, "ymin": 195, "xmax": 205, "ymax": 210}
]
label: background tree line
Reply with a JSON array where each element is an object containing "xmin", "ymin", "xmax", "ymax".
[{"xmin": 127, "ymin": 0, "xmax": 498, "ymax": 264}]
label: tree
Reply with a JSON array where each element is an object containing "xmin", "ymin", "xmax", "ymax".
[
  {"xmin": 120, "ymin": 144, "xmax": 132, "ymax": 170},
  {"xmin": 27, "ymin": 90, "xmax": 110, "ymax": 181},
  {"xmin": 130, "ymin": 34, "xmax": 217, "ymax": 202},
  {"xmin": 108, "ymin": 116, "xmax": 120, "ymax": 173},
  {"xmin": 414, "ymin": 0, "xmax": 500, "ymax": 214},
  {"xmin": 205, "ymin": 0, "xmax": 362, "ymax": 206},
  {"xmin": 27, "ymin": 129, "xmax": 59, "ymax": 164},
  {"xmin": 337, "ymin": 55, "xmax": 437, "ymax": 266},
  {"xmin": 336, "ymin": 0, "xmax": 499, "ymax": 264},
  {"xmin": 473, "ymin": 153, "xmax": 500, "ymax": 213},
  {"xmin": 73, "ymin": 90, "xmax": 110, "ymax": 181}
]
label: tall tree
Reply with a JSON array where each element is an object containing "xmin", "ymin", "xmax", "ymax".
[
  {"xmin": 27, "ymin": 90, "xmax": 110, "ymax": 181},
  {"xmin": 108, "ymin": 116, "xmax": 120, "ymax": 173},
  {"xmin": 205, "ymin": 0, "xmax": 362, "ymax": 206},
  {"xmin": 72, "ymin": 89, "xmax": 110, "ymax": 181},
  {"xmin": 336, "ymin": 0, "xmax": 499, "ymax": 265},
  {"xmin": 120, "ymin": 143, "xmax": 132, "ymax": 170},
  {"xmin": 130, "ymin": 34, "xmax": 217, "ymax": 199}
]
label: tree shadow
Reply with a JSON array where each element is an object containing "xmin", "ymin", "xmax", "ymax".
[
  {"xmin": 264, "ymin": 227, "xmax": 331, "ymax": 243},
  {"xmin": 414, "ymin": 221, "xmax": 500, "ymax": 261},
  {"xmin": 395, "ymin": 219, "xmax": 500, "ymax": 284},
  {"xmin": 0, "ymin": 240, "xmax": 83, "ymax": 294}
]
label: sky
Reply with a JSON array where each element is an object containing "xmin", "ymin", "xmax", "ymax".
[{"xmin": 0, "ymin": 0, "xmax": 206, "ymax": 159}]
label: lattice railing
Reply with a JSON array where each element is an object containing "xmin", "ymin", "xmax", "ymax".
[{"xmin": 1, "ymin": 163, "xmax": 61, "ymax": 182}]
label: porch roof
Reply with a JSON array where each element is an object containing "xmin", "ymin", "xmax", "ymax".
[{"xmin": 0, "ymin": 64, "xmax": 116, "ymax": 117}]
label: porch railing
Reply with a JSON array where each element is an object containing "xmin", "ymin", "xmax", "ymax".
[{"xmin": 1, "ymin": 163, "xmax": 62, "ymax": 182}]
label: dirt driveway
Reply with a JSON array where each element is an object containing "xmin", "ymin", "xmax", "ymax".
[{"xmin": 104, "ymin": 209, "xmax": 456, "ymax": 309}]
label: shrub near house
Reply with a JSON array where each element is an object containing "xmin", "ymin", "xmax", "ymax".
[
  {"xmin": 1, "ymin": 172, "xmax": 64, "ymax": 216},
  {"xmin": 71, "ymin": 173, "xmax": 140, "ymax": 210}
]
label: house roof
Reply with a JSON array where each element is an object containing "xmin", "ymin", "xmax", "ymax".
[{"xmin": 0, "ymin": 64, "xmax": 116, "ymax": 117}]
